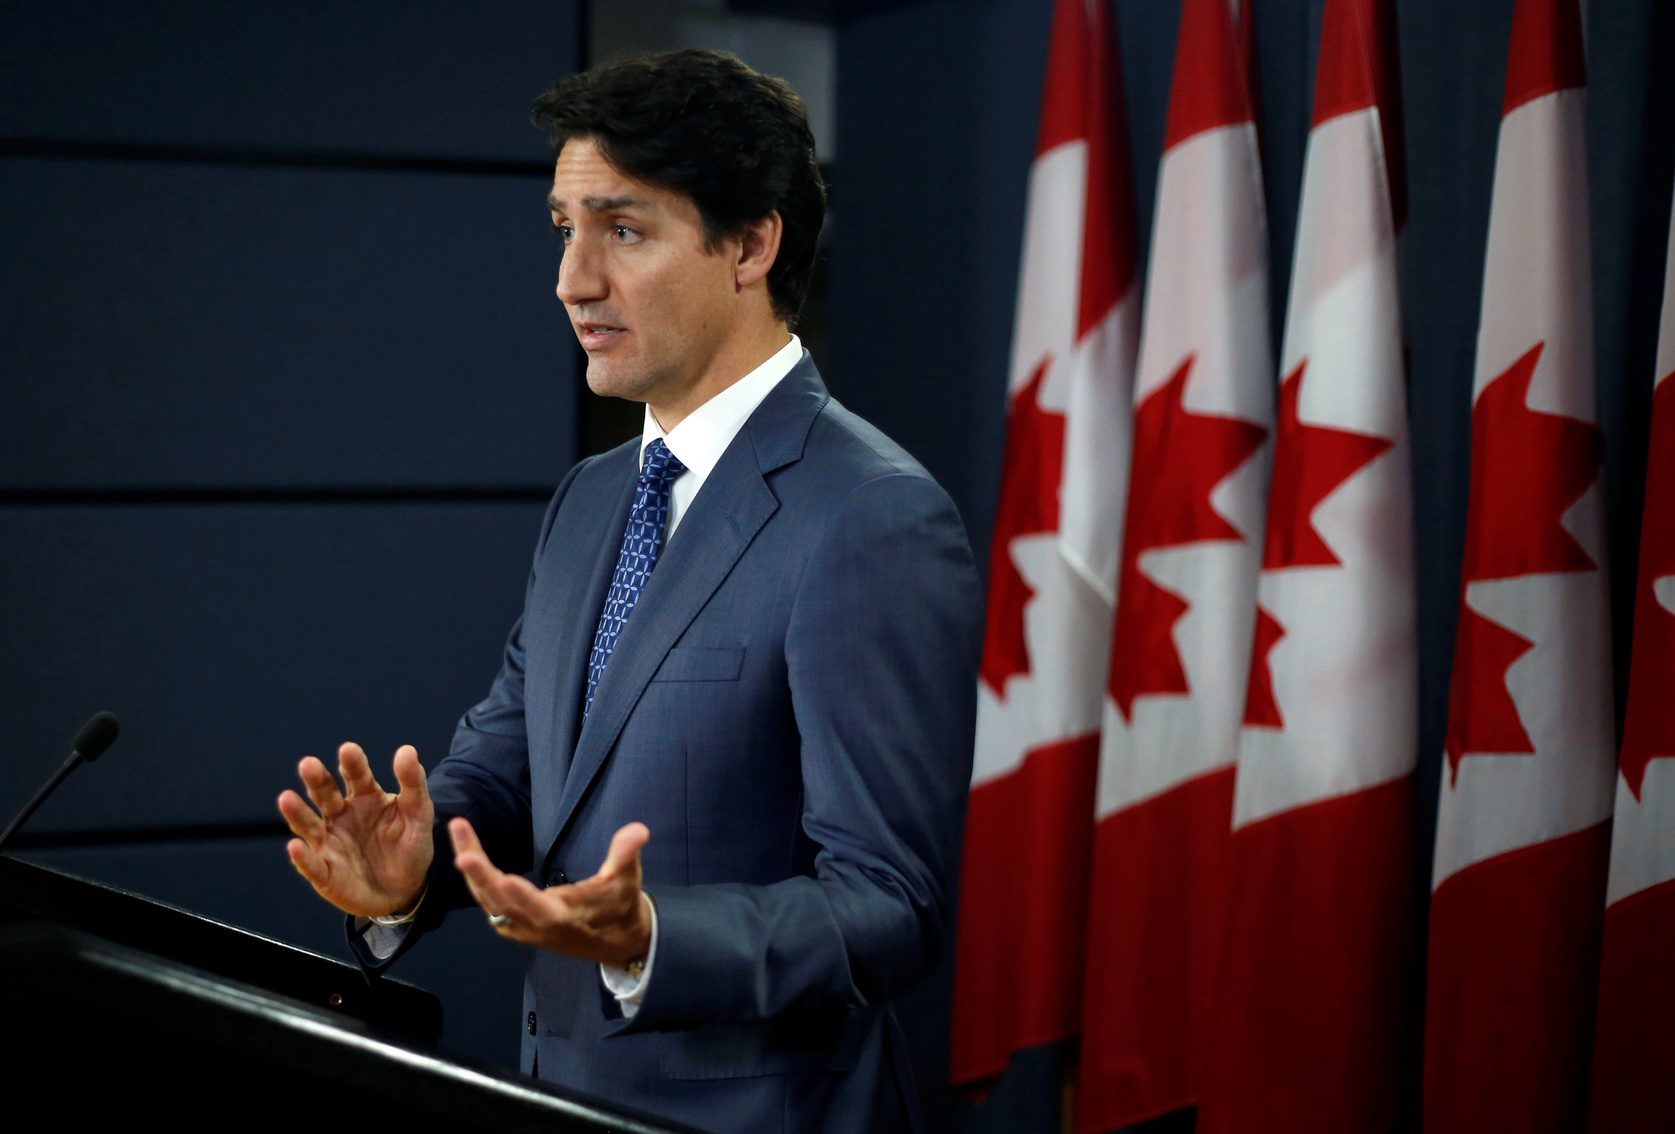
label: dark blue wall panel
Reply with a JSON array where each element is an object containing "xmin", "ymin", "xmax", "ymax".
[
  {"xmin": 1, "ymin": 1, "xmax": 584, "ymax": 1081},
  {"xmin": 0, "ymin": 502, "xmax": 547, "ymax": 832},
  {"xmin": 830, "ymin": 0, "xmax": 1050, "ymax": 571},
  {"xmin": 20, "ymin": 836, "xmax": 529, "ymax": 1069},
  {"xmin": 0, "ymin": 0, "xmax": 580, "ymax": 161},
  {"xmin": 0, "ymin": 159, "xmax": 571, "ymax": 489}
]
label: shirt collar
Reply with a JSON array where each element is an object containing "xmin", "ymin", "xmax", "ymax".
[{"xmin": 639, "ymin": 334, "xmax": 803, "ymax": 478}]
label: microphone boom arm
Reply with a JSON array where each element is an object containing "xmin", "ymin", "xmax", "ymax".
[
  {"xmin": 0, "ymin": 712, "xmax": 122, "ymax": 852},
  {"xmin": 0, "ymin": 751, "xmax": 86, "ymax": 851}
]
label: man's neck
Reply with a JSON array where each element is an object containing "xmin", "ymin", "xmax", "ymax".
[{"xmin": 647, "ymin": 323, "xmax": 791, "ymax": 434}]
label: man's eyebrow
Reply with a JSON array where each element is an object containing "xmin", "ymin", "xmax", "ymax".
[{"xmin": 547, "ymin": 194, "xmax": 650, "ymax": 213}]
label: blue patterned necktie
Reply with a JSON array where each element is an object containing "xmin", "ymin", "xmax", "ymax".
[{"xmin": 583, "ymin": 438, "xmax": 687, "ymax": 719}]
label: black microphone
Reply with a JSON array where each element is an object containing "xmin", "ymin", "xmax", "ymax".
[{"xmin": 0, "ymin": 712, "xmax": 122, "ymax": 851}]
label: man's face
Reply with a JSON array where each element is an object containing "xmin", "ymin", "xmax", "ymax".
[{"xmin": 549, "ymin": 137, "xmax": 738, "ymax": 406}]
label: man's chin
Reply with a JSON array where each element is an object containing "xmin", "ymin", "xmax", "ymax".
[{"xmin": 584, "ymin": 359, "xmax": 654, "ymax": 402}]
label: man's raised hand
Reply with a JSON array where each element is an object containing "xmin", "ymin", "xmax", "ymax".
[
  {"xmin": 450, "ymin": 817, "xmax": 654, "ymax": 968},
  {"xmin": 278, "ymin": 743, "xmax": 434, "ymax": 918}
]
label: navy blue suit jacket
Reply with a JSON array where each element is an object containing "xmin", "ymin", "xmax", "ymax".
[{"xmin": 356, "ymin": 358, "xmax": 982, "ymax": 1133}]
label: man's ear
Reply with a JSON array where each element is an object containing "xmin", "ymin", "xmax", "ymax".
[{"xmin": 735, "ymin": 211, "xmax": 784, "ymax": 291}]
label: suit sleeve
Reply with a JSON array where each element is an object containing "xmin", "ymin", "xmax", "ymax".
[
  {"xmin": 345, "ymin": 459, "xmax": 586, "ymax": 974},
  {"xmin": 619, "ymin": 471, "xmax": 982, "ymax": 1029}
]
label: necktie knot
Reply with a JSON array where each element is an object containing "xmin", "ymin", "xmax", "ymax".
[{"xmin": 640, "ymin": 438, "xmax": 686, "ymax": 489}]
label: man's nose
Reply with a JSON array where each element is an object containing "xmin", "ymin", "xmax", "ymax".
[{"xmin": 556, "ymin": 240, "xmax": 607, "ymax": 307}]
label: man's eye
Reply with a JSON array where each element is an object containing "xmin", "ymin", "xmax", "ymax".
[
  {"xmin": 614, "ymin": 226, "xmax": 641, "ymax": 243},
  {"xmin": 553, "ymin": 224, "xmax": 573, "ymax": 243}
]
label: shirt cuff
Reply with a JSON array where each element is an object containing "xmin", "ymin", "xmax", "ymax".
[
  {"xmin": 355, "ymin": 917, "xmax": 409, "ymax": 961},
  {"xmin": 598, "ymin": 897, "xmax": 658, "ymax": 1019},
  {"xmin": 353, "ymin": 886, "xmax": 427, "ymax": 961}
]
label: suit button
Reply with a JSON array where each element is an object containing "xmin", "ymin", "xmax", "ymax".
[
  {"xmin": 528, "ymin": 1011, "xmax": 537, "ymax": 1036},
  {"xmin": 545, "ymin": 868, "xmax": 568, "ymax": 887}
]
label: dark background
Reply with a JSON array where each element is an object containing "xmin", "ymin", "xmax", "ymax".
[{"xmin": 2, "ymin": 2, "xmax": 1670, "ymax": 1132}]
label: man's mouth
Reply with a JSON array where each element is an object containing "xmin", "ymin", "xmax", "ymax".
[{"xmin": 577, "ymin": 322, "xmax": 627, "ymax": 349}]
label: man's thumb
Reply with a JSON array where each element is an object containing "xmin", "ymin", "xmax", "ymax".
[{"xmin": 601, "ymin": 822, "xmax": 650, "ymax": 880}]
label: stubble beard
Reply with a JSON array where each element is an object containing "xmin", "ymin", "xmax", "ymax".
[{"xmin": 584, "ymin": 350, "xmax": 665, "ymax": 405}]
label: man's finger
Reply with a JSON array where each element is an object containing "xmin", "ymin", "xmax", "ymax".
[
  {"xmin": 597, "ymin": 821, "xmax": 650, "ymax": 883},
  {"xmin": 298, "ymin": 756, "xmax": 346, "ymax": 819},
  {"xmin": 491, "ymin": 872, "xmax": 555, "ymax": 926},
  {"xmin": 455, "ymin": 859, "xmax": 501, "ymax": 914},
  {"xmin": 286, "ymin": 837, "xmax": 328, "ymax": 886},
  {"xmin": 449, "ymin": 816, "xmax": 489, "ymax": 860},
  {"xmin": 450, "ymin": 818, "xmax": 508, "ymax": 907},
  {"xmin": 392, "ymin": 745, "xmax": 430, "ymax": 808},
  {"xmin": 339, "ymin": 742, "xmax": 382, "ymax": 800},
  {"xmin": 278, "ymin": 790, "xmax": 325, "ymax": 845}
]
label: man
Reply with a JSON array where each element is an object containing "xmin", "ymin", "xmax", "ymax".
[{"xmin": 277, "ymin": 49, "xmax": 981, "ymax": 1133}]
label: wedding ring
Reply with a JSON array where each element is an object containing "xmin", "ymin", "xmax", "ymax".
[{"xmin": 487, "ymin": 912, "xmax": 512, "ymax": 927}]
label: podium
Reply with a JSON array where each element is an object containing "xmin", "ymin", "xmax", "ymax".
[{"xmin": 0, "ymin": 853, "xmax": 702, "ymax": 1132}]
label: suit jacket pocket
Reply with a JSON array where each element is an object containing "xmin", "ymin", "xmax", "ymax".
[
  {"xmin": 658, "ymin": 1003, "xmax": 867, "ymax": 1081},
  {"xmin": 650, "ymin": 645, "xmax": 746, "ymax": 683}
]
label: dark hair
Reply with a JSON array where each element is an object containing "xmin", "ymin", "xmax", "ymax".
[{"xmin": 532, "ymin": 48, "xmax": 826, "ymax": 327}]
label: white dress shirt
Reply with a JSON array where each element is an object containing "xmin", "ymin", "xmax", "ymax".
[
  {"xmin": 640, "ymin": 332, "xmax": 804, "ymax": 540},
  {"xmin": 360, "ymin": 335, "xmax": 805, "ymax": 1021}
]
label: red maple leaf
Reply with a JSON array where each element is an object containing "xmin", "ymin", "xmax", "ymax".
[
  {"xmin": 980, "ymin": 356, "xmax": 1066, "ymax": 697},
  {"xmin": 1242, "ymin": 605, "xmax": 1287, "ymax": 728},
  {"xmin": 1108, "ymin": 355, "xmax": 1268, "ymax": 720},
  {"xmin": 1446, "ymin": 606, "xmax": 1539, "ymax": 773},
  {"xmin": 1241, "ymin": 360, "xmax": 1395, "ymax": 728},
  {"xmin": 1621, "ymin": 374, "xmax": 1675, "ymax": 799},
  {"xmin": 1261, "ymin": 360, "xmax": 1395, "ymax": 569},
  {"xmin": 1444, "ymin": 341, "xmax": 1604, "ymax": 782}
]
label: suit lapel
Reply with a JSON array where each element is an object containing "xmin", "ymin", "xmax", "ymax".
[
  {"xmin": 545, "ymin": 359, "xmax": 829, "ymax": 851},
  {"xmin": 547, "ymin": 447, "xmax": 637, "ymax": 789}
]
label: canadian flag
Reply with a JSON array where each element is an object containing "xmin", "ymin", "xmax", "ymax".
[
  {"xmin": 1587, "ymin": 193, "xmax": 1675, "ymax": 1134},
  {"xmin": 1076, "ymin": 0, "xmax": 1270, "ymax": 1128},
  {"xmin": 1196, "ymin": 0, "xmax": 1418, "ymax": 1130},
  {"xmin": 949, "ymin": 0, "xmax": 1139, "ymax": 1087},
  {"xmin": 1422, "ymin": 1, "xmax": 1616, "ymax": 1131}
]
